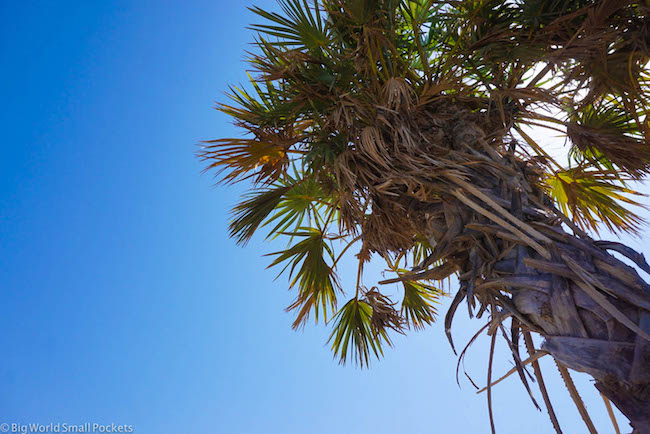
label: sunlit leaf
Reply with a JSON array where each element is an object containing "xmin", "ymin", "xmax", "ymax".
[
  {"xmin": 544, "ymin": 168, "xmax": 646, "ymax": 235},
  {"xmin": 200, "ymin": 137, "xmax": 289, "ymax": 184}
]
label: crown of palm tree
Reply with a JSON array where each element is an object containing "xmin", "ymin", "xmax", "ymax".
[{"xmin": 201, "ymin": 1, "xmax": 650, "ymax": 431}]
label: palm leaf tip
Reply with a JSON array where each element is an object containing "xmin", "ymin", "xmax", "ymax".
[
  {"xmin": 268, "ymin": 228, "xmax": 340, "ymax": 329},
  {"xmin": 229, "ymin": 185, "xmax": 291, "ymax": 245},
  {"xmin": 401, "ymin": 280, "xmax": 443, "ymax": 331},
  {"xmin": 328, "ymin": 296, "xmax": 394, "ymax": 368},
  {"xmin": 199, "ymin": 137, "xmax": 289, "ymax": 184},
  {"xmin": 249, "ymin": 0, "xmax": 328, "ymax": 51}
]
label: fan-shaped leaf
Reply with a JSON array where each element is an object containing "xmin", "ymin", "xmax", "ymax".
[
  {"xmin": 544, "ymin": 168, "xmax": 646, "ymax": 234},
  {"xmin": 249, "ymin": 0, "xmax": 328, "ymax": 51},
  {"xmin": 401, "ymin": 280, "xmax": 443, "ymax": 330},
  {"xmin": 328, "ymin": 297, "xmax": 392, "ymax": 368},
  {"xmin": 230, "ymin": 185, "xmax": 292, "ymax": 245},
  {"xmin": 268, "ymin": 228, "xmax": 340, "ymax": 328}
]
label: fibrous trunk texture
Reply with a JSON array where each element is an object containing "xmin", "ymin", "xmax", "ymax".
[
  {"xmin": 452, "ymin": 187, "xmax": 650, "ymax": 431},
  {"xmin": 438, "ymin": 125, "xmax": 650, "ymax": 432},
  {"xmin": 358, "ymin": 113, "xmax": 650, "ymax": 432}
]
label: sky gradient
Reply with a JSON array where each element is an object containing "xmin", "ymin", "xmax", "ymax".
[{"xmin": 0, "ymin": 1, "xmax": 644, "ymax": 433}]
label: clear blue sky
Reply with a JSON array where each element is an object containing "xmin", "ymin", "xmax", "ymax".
[{"xmin": 0, "ymin": 1, "xmax": 639, "ymax": 433}]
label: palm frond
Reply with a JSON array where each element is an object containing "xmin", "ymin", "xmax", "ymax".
[
  {"xmin": 268, "ymin": 227, "xmax": 340, "ymax": 328},
  {"xmin": 567, "ymin": 102, "xmax": 650, "ymax": 176},
  {"xmin": 200, "ymin": 137, "xmax": 289, "ymax": 184},
  {"xmin": 264, "ymin": 175, "xmax": 329, "ymax": 237},
  {"xmin": 328, "ymin": 297, "xmax": 393, "ymax": 368},
  {"xmin": 364, "ymin": 287, "xmax": 405, "ymax": 335},
  {"xmin": 204, "ymin": 1, "xmax": 650, "ymax": 428},
  {"xmin": 220, "ymin": 79, "xmax": 298, "ymax": 128},
  {"xmin": 401, "ymin": 279, "xmax": 443, "ymax": 330},
  {"xmin": 544, "ymin": 168, "xmax": 646, "ymax": 234},
  {"xmin": 249, "ymin": 0, "xmax": 328, "ymax": 51},
  {"xmin": 230, "ymin": 185, "xmax": 292, "ymax": 245}
]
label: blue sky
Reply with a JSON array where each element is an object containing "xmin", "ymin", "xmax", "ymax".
[{"xmin": 0, "ymin": 1, "xmax": 641, "ymax": 433}]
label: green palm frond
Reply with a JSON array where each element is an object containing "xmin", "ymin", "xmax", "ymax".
[
  {"xmin": 230, "ymin": 185, "xmax": 292, "ymax": 245},
  {"xmin": 401, "ymin": 280, "xmax": 443, "ymax": 330},
  {"xmin": 265, "ymin": 174, "xmax": 332, "ymax": 238},
  {"xmin": 544, "ymin": 168, "xmax": 646, "ymax": 235},
  {"xmin": 201, "ymin": 77, "xmax": 309, "ymax": 184},
  {"xmin": 328, "ymin": 297, "xmax": 392, "ymax": 368},
  {"xmin": 220, "ymin": 78, "xmax": 299, "ymax": 128},
  {"xmin": 410, "ymin": 237, "xmax": 434, "ymax": 266},
  {"xmin": 230, "ymin": 173, "xmax": 333, "ymax": 246},
  {"xmin": 249, "ymin": 0, "xmax": 328, "ymax": 51},
  {"xmin": 268, "ymin": 227, "xmax": 340, "ymax": 328}
]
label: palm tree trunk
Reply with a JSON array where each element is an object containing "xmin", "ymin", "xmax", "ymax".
[
  {"xmin": 431, "ymin": 120, "xmax": 650, "ymax": 432},
  {"xmin": 504, "ymin": 225, "xmax": 650, "ymax": 432}
]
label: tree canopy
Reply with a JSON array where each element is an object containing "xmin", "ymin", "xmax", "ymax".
[{"xmin": 202, "ymin": 0, "xmax": 650, "ymax": 431}]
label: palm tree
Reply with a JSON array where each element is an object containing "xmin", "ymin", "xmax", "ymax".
[{"xmin": 201, "ymin": 1, "xmax": 650, "ymax": 432}]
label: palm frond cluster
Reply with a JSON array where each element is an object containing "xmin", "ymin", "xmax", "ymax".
[{"xmin": 202, "ymin": 1, "xmax": 650, "ymax": 430}]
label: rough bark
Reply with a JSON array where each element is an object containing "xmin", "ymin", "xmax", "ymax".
[
  {"xmin": 347, "ymin": 104, "xmax": 650, "ymax": 430},
  {"xmin": 418, "ymin": 119, "xmax": 650, "ymax": 432},
  {"xmin": 458, "ymin": 188, "xmax": 650, "ymax": 431}
]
